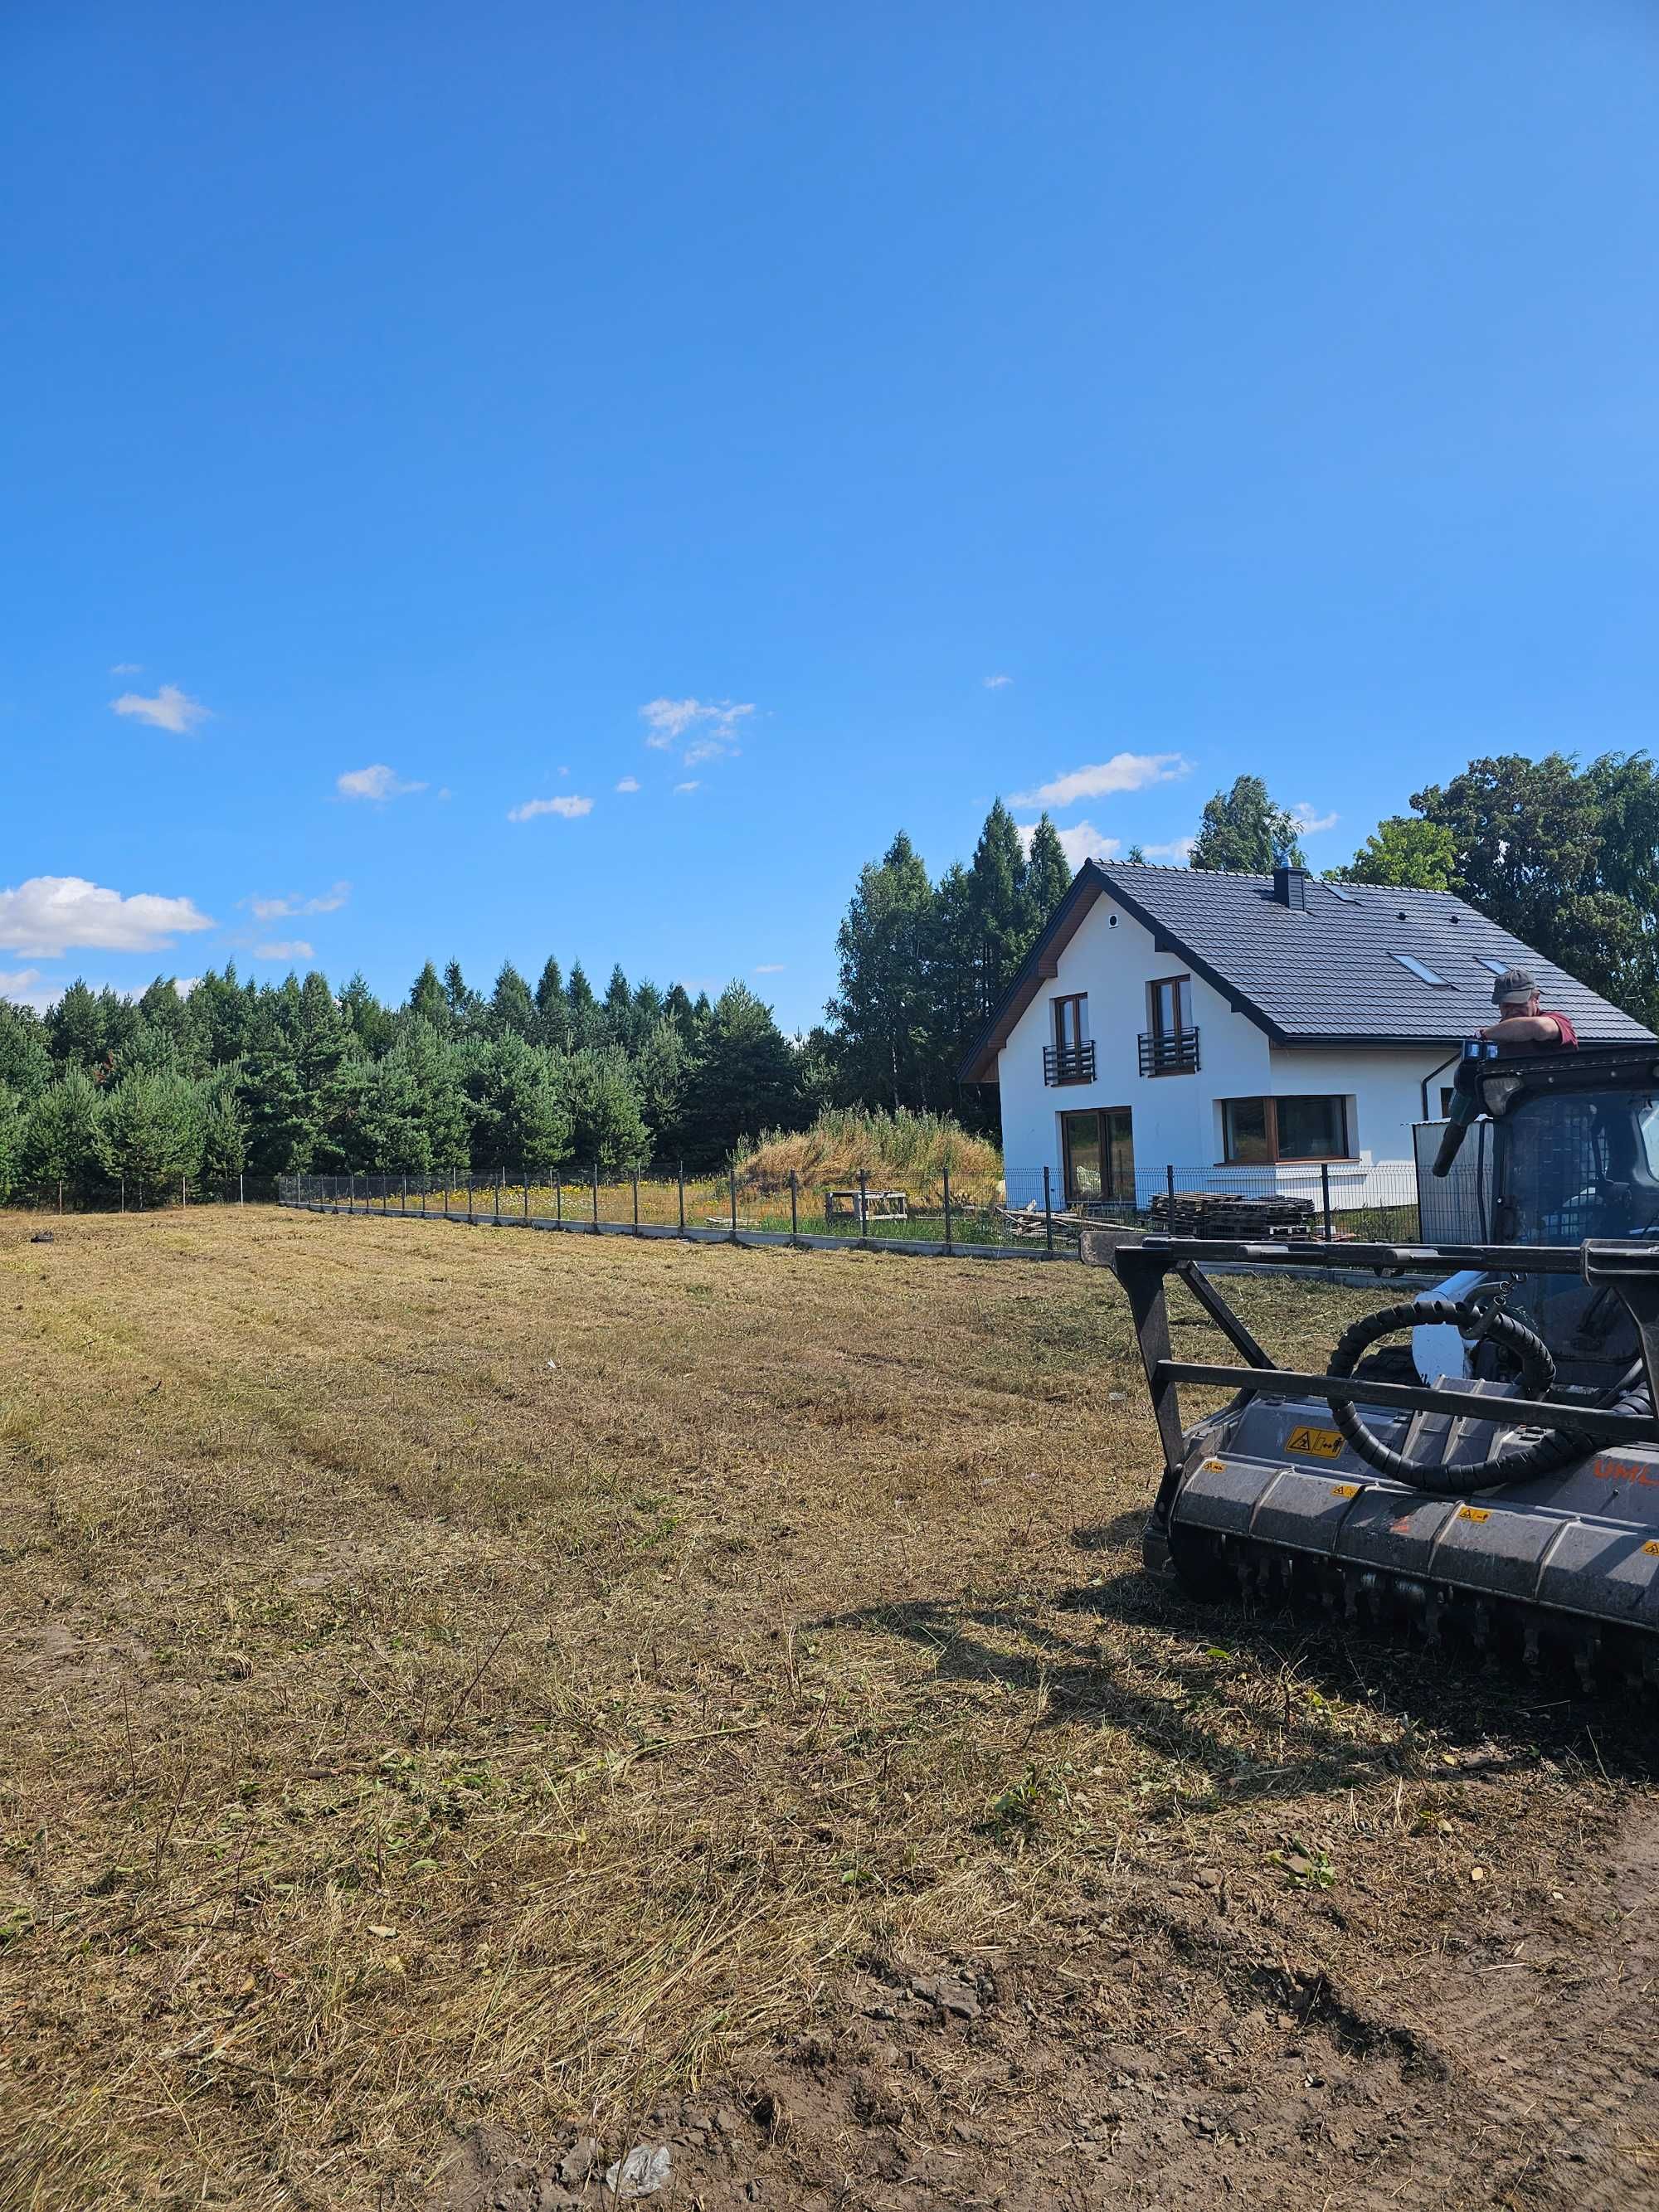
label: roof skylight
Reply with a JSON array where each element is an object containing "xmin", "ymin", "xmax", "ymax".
[
  {"xmin": 1390, "ymin": 951, "xmax": 1450, "ymax": 986},
  {"xmin": 1322, "ymin": 881, "xmax": 1355, "ymax": 902},
  {"xmin": 1475, "ymin": 957, "xmax": 1511, "ymax": 977}
]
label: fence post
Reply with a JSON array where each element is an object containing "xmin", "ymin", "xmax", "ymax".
[
  {"xmin": 555, "ymin": 1169, "xmax": 562, "ymax": 1226},
  {"xmin": 494, "ymin": 1164, "xmax": 502, "ymax": 1224},
  {"xmin": 348, "ymin": 1173, "xmax": 355, "ymax": 1216},
  {"xmin": 591, "ymin": 1161, "xmax": 600, "ymax": 1233},
  {"xmin": 119, "ymin": 1175, "xmax": 125, "ymax": 1214},
  {"xmin": 239, "ymin": 1172, "xmax": 245, "ymax": 1208},
  {"xmin": 523, "ymin": 1174, "xmax": 529, "ymax": 1221},
  {"xmin": 790, "ymin": 1169, "xmax": 799, "ymax": 1246},
  {"xmin": 182, "ymin": 1174, "xmax": 187, "ymax": 1210},
  {"xmin": 729, "ymin": 1164, "xmax": 738, "ymax": 1242},
  {"xmin": 858, "ymin": 1166, "xmax": 869, "ymax": 1247},
  {"xmin": 56, "ymin": 1179, "xmax": 63, "ymax": 1215},
  {"xmin": 1165, "ymin": 1163, "xmax": 1176, "ymax": 1226},
  {"xmin": 632, "ymin": 1163, "xmax": 641, "ymax": 1235},
  {"xmin": 468, "ymin": 1174, "xmax": 475, "ymax": 1227},
  {"xmin": 942, "ymin": 1163, "xmax": 952, "ymax": 1256},
  {"xmin": 678, "ymin": 1159, "xmax": 686, "ymax": 1236},
  {"xmin": 1321, "ymin": 1161, "xmax": 1333, "ymax": 1243},
  {"xmin": 1043, "ymin": 1164, "xmax": 1054, "ymax": 1257}
]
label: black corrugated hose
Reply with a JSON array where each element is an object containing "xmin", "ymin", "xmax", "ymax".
[{"xmin": 1325, "ymin": 1296, "xmax": 1593, "ymax": 1494}]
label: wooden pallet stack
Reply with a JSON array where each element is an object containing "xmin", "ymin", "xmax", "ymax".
[{"xmin": 1147, "ymin": 1189, "xmax": 1318, "ymax": 1237}]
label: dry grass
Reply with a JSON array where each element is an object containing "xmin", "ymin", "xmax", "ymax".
[
  {"xmin": 734, "ymin": 1108, "xmax": 1004, "ymax": 1203},
  {"xmin": 0, "ymin": 1208, "xmax": 1652, "ymax": 2210}
]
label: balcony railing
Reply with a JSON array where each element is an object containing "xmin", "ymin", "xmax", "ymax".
[
  {"xmin": 1138, "ymin": 1027, "xmax": 1200, "ymax": 1077},
  {"xmin": 1043, "ymin": 1041, "xmax": 1096, "ymax": 1087}
]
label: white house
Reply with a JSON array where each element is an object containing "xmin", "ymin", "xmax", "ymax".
[{"xmin": 959, "ymin": 858, "xmax": 1652, "ymax": 1213}]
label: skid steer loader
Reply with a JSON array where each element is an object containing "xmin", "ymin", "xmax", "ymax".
[{"xmin": 1113, "ymin": 1043, "xmax": 1659, "ymax": 1685}]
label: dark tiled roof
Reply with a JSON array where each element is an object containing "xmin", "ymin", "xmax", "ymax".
[{"xmin": 960, "ymin": 860, "xmax": 1655, "ymax": 1081}]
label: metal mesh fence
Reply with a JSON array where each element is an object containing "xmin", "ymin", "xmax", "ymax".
[
  {"xmin": 14, "ymin": 1174, "xmax": 280, "ymax": 1214},
  {"xmin": 280, "ymin": 1150, "xmax": 1432, "ymax": 1254}
]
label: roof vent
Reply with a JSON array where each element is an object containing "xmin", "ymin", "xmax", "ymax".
[{"xmin": 1271, "ymin": 851, "xmax": 1308, "ymax": 911}]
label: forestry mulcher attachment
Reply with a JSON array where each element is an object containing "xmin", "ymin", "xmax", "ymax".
[{"xmin": 1115, "ymin": 1043, "xmax": 1659, "ymax": 1685}]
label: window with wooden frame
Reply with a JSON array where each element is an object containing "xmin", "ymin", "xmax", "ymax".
[
  {"xmin": 1221, "ymin": 1095, "xmax": 1351, "ymax": 1164},
  {"xmin": 1148, "ymin": 975, "xmax": 1192, "ymax": 1039},
  {"xmin": 1053, "ymin": 994, "xmax": 1088, "ymax": 1052}
]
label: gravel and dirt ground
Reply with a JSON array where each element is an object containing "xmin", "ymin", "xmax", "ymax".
[{"xmin": 2, "ymin": 1206, "xmax": 1656, "ymax": 2210}]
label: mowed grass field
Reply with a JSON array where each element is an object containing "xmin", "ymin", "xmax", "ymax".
[{"xmin": 3, "ymin": 1208, "xmax": 1657, "ymax": 2211}]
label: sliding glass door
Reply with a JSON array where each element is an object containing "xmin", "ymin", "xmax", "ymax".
[{"xmin": 1061, "ymin": 1109, "xmax": 1135, "ymax": 1208}]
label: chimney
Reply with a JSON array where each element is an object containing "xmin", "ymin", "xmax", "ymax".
[{"xmin": 1271, "ymin": 850, "xmax": 1307, "ymax": 911}]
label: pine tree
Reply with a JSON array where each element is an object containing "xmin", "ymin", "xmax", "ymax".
[
  {"xmin": 633, "ymin": 1017, "xmax": 691, "ymax": 1153},
  {"xmin": 561, "ymin": 1047, "xmax": 649, "ymax": 1171},
  {"xmin": 463, "ymin": 1033, "xmax": 572, "ymax": 1171},
  {"xmin": 827, "ymin": 832, "xmax": 937, "ymax": 1110},
  {"xmin": 0, "ymin": 1084, "xmax": 21, "ymax": 1202},
  {"xmin": 678, "ymin": 984, "xmax": 802, "ymax": 1164},
  {"xmin": 489, "ymin": 960, "xmax": 538, "ymax": 1040},
  {"xmin": 533, "ymin": 958, "xmax": 567, "ymax": 1048},
  {"xmin": 566, "ymin": 961, "xmax": 599, "ymax": 1048},
  {"xmin": 200, "ymin": 1085, "xmax": 250, "ymax": 1181},
  {"xmin": 98, "ymin": 1069, "xmax": 203, "ymax": 1205},
  {"xmin": 1022, "ymin": 814, "xmax": 1073, "ymax": 931},
  {"xmin": 442, "ymin": 959, "xmax": 482, "ymax": 1033},
  {"xmin": 0, "ymin": 1003, "xmax": 52, "ymax": 1101},
  {"xmin": 339, "ymin": 972, "xmax": 397, "ymax": 1055},
  {"xmin": 22, "ymin": 1068, "xmax": 105, "ymax": 1198},
  {"xmin": 602, "ymin": 964, "xmax": 636, "ymax": 1049},
  {"xmin": 967, "ymin": 800, "xmax": 1030, "ymax": 1021},
  {"xmin": 45, "ymin": 980, "xmax": 107, "ymax": 1071},
  {"xmin": 408, "ymin": 961, "xmax": 450, "ymax": 1032}
]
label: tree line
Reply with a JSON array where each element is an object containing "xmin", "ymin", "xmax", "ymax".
[
  {"xmin": 0, "ymin": 960, "xmax": 805, "ymax": 1203},
  {"xmin": 3, "ymin": 748, "xmax": 1657, "ymax": 1200}
]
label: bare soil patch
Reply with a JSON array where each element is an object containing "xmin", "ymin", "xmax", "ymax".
[{"xmin": 2, "ymin": 1207, "xmax": 1655, "ymax": 2210}]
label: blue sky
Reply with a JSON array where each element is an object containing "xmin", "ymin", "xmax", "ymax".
[{"xmin": 5, "ymin": 2, "xmax": 1658, "ymax": 1033}]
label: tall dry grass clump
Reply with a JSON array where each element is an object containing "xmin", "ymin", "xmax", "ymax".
[{"xmin": 733, "ymin": 1106, "xmax": 1003, "ymax": 1203}]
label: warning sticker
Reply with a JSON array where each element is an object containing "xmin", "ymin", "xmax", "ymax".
[
  {"xmin": 1287, "ymin": 1425, "xmax": 1344, "ymax": 1459},
  {"xmin": 1458, "ymin": 1506, "xmax": 1491, "ymax": 1523},
  {"xmin": 1330, "ymin": 1483, "xmax": 1360, "ymax": 1499},
  {"xmin": 1201, "ymin": 1457, "xmax": 1227, "ymax": 1473},
  {"xmin": 1643, "ymin": 1541, "xmax": 1659, "ymax": 1558}
]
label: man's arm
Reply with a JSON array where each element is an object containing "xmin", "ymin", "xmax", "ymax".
[{"xmin": 1480, "ymin": 1013, "xmax": 1563, "ymax": 1046}]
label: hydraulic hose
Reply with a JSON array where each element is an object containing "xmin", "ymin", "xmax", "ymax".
[{"xmin": 1324, "ymin": 1296, "xmax": 1592, "ymax": 1495}]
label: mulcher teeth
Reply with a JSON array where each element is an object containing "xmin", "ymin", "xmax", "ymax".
[{"xmin": 1170, "ymin": 1527, "xmax": 1657, "ymax": 1694}]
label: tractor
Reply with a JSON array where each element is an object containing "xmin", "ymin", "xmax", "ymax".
[{"xmin": 1113, "ymin": 1042, "xmax": 1659, "ymax": 1685}]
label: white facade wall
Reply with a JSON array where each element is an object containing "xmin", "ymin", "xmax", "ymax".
[{"xmin": 994, "ymin": 889, "xmax": 1457, "ymax": 1207}]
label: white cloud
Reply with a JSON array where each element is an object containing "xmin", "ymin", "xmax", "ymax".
[
  {"xmin": 1011, "ymin": 752, "xmax": 1191, "ymax": 808},
  {"xmin": 674, "ymin": 780, "xmax": 700, "ymax": 795},
  {"xmin": 337, "ymin": 764, "xmax": 427, "ymax": 801},
  {"xmin": 246, "ymin": 880, "xmax": 350, "ymax": 922},
  {"xmin": 1141, "ymin": 836, "xmax": 1195, "ymax": 863},
  {"xmin": 1020, "ymin": 819, "xmax": 1121, "ymax": 870},
  {"xmin": 983, "ymin": 673, "xmax": 1013, "ymax": 689},
  {"xmin": 1290, "ymin": 803, "xmax": 1340, "ymax": 835},
  {"xmin": 109, "ymin": 662, "xmax": 142, "ymax": 675},
  {"xmin": 0, "ymin": 876, "xmax": 216, "ymax": 956},
  {"xmin": 753, "ymin": 962, "xmax": 786, "ymax": 975},
  {"xmin": 253, "ymin": 939, "xmax": 314, "ymax": 962},
  {"xmin": 508, "ymin": 795, "xmax": 594, "ymax": 822},
  {"xmin": 0, "ymin": 967, "xmax": 47, "ymax": 1009},
  {"xmin": 110, "ymin": 683, "xmax": 212, "ymax": 736},
  {"xmin": 684, "ymin": 737, "xmax": 739, "ymax": 766},
  {"xmin": 615, "ymin": 775, "xmax": 641, "ymax": 793},
  {"xmin": 640, "ymin": 697, "xmax": 754, "ymax": 762}
]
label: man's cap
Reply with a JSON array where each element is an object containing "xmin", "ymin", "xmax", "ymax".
[{"xmin": 1491, "ymin": 965, "xmax": 1539, "ymax": 1007}]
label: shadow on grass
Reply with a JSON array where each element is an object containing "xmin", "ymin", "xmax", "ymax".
[{"xmin": 820, "ymin": 1552, "xmax": 1659, "ymax": 1809}]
